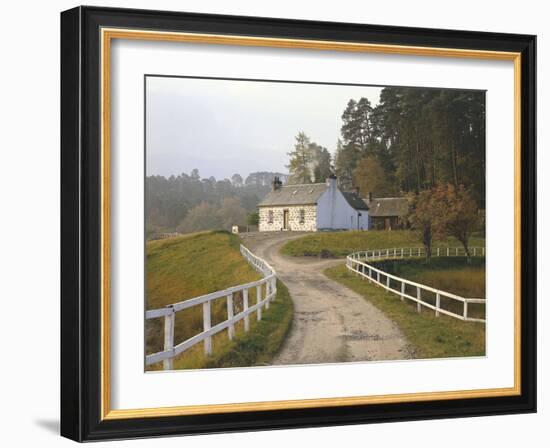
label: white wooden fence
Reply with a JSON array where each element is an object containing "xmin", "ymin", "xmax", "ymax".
[
  {"xmin": 346, "ymin": 246, "xmax": 486, "ymax": 323},
  {"xmin": 146, "ymin": 245, "xmax": 277, "ymax": 369}
]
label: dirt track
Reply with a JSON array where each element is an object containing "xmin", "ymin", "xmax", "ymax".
[{"xmin": 240, "ymin": 232, "xmax": 412, "ymax": 366}]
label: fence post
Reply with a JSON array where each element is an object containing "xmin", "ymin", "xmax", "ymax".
[
  {"xmin": 163, "ymin": 307, "xmax": 175, "ymax": 370},
  {"xmin": 203, "ymin": 300, "xmax": 212, "ymax": 356},
  {"xmin": 401, "ymin": 248, "xmax": 404, "ymax": 258},
  {"xmin": 265, "ymin": 281, "xmax": 270, "ymax": 310},
  {"xmin": 456, "ymin": 247, "xmax": 459, "ymax": 256},
  {"xmin": 368, "ymin": 267, "xmax": 372, "ymax": 283},
  {"xmin": 400, "ymin": 281, "xmax": 405, "ymax": 302},
  {"xmin": 473, "ymin": 247, "xmax": 477, "ymax": 256},
  {"xmin": 386, "ymin": 275, "xmax": 390, "ymax": 288},
  {"xmin": 482, "ymin": 247, "xmax": 485, "ymax": 256},
  {"xmin": 377, "ymin": 270, "xmax": 380, "ymax": 283},
  {"xmin": 227, "ymin": 293, "xmax": 235, "ymax": 340},
  {"xmin": 447, "ymin": 247, "xmax": 449, "ymax": 256},
  {"xmin": 416, "ymin": 287, "xmax": 421, "ymax": 313},
  {"xmin": 463, "ymin": 301, "xmax": 469, "ymax": 320},
  {"xmin": 271, "ymin": 277, "xmax": 277, "ymax": 301},
  {"xmin": 437, "ymin": 247, "xmax": 440, "ymax": 257},
  {"xmin": 256, "ymin": 285, "xmax": 262, "ymax": 321},
  {"xmin": 243, "ymin": 288, "xmax": 250, "ymax": 332},
  {"xmin": 435, "ymin": 293, "xmax": 440, "ymax": 317}
]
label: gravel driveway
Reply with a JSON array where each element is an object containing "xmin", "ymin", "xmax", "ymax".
[{"xmin": 240, "ymin": 232, "xmax": 413, "ymax": 366}]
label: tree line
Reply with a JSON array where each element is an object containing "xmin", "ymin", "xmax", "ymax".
[
  {"xmin": 287, "ymin": 87, "xmax": 485, "ymax": 208},
  {"xmin": 148, "ymin": 86, "xmax": 485, "ymax": 237},
  {"xmin": 146, "ymin": 170, "xmax": 286, "ymax": 236}
]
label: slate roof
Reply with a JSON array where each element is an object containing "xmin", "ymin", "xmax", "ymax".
[
  {"xmin": 258, "ymin": 183, "xmax": 328, "ymax": 207},
  {"xmin": 341, "ymin": 192, "xmax": 370, "ymax": 211},
  {"xmin": 366, "ymin": 197, "xmax": 409, "ymax": 217}
]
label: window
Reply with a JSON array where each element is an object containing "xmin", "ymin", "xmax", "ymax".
[
  {"xmin": 299, "ymin": 209, "xmax": 305, "ymax": 224},
  {"xmin": 268, "ymin": 210, "xmax": 274, "ymax": 224}
]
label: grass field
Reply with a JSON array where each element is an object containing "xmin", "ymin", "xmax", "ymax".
[
  {"xmin": 371, "ymin": 257, "xmax": 486, "ymax": 319},
  {"xmin": 325, "ymin": 263, "xmax": 485, "ymax": 359},
  {"xmin": 146, "ymin": 231, "xmax": 293, "ymax": 370},
  {"xmin": 281, "ymin": 230, "xmax": 485, "ymax": 258}
]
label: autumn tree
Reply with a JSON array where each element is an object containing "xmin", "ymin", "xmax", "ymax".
[
  {"xmin": 352, "ymin": 156, "xmax": 395, "ymax": 197},
  {"xmin": 287, "ymin": 131, "xmax": 314, "ymax": 184},
  {"xmin": 407, "ymin": 186, "xmax": 447, "ymax": 260},
  {"xmin": 439, "ymin": 184, "xmax": 481, "ymax": 261}
]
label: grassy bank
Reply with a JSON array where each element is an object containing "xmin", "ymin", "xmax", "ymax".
[
  {"xmin": 281, "ymin": 230, "xmax": 485, "ymax": 258},
  {"xmin": 146, "ymin": 231, "xmax": 292, "ymax": 370},
  {"xmin": 325, "ymin": 263, "xmax": 485, "ymax": 359},
  {"xmin": 370, "ymin": 257, "xmax": 486, "ymax": 319},
  {"xmin": 173, "ymin": 279, "xmax": 293, "ymax": 370},
  {"xmin": 374, "ymin": 257, "xmax": 485, "ymax": 297}
]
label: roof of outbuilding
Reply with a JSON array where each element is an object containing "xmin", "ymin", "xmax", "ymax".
[
  {"xmin": 341, "ymin": 192, "xmax": 370, "ymax": 211},
  {"xmin": 258, "ymin": 183, "xmax": 328, "ymax": 206},
  {"xmin": 366, "ymin": 197, "xmax": 409, "ymax": 217}
]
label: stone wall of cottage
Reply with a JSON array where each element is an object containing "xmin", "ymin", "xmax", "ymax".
[{"xmin": 259, "ymin": 205, "xmax": 317, "ymax": 232}]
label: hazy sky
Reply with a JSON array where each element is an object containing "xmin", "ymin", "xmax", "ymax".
[{"xmin": 146, "ymin": 76, "xmax": 382, "ymax": 180}]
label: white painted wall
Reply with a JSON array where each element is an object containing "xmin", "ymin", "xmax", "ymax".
[{"xmin": 316, "ymin": 178, "xmax": 370, "ymax": 230}]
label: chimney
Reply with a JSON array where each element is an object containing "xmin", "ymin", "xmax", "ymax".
[
  {"xmin": 326, "ymin": 174, "xmax": 337, "ymax": 191},
  {"xmin": 368, "ymin": 191, "xmax": 373, "ymax": 202},
  {"xmin": 272, "ymin": 176, "xmax": 282, "ymax": 191},
  {"xmin": 354, "ymin": 186, "xmax": 360, "ymax": 196}
]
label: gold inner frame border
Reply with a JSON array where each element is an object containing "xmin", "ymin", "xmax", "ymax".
[{"xmin": 99, "ymin": 27, "xmax": 522, "ymax": 421}]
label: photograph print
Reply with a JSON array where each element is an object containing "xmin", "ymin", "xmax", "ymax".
[{"xmin": 144, "ymin": 75, "xmax": 486, "ymax": 372}]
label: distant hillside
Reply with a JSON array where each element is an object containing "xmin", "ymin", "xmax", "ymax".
[{"xmin": 146, "ymin": 170, "xmax": 288, "ymax": 235}]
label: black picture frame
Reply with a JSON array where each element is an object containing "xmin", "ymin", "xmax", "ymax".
[{"xmin": 61, "ymin": 5, "xmax": 536, "ymax": 442}]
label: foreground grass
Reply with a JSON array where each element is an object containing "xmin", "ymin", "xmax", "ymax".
[
  {"xmin": 325, "ymin": 264, "xmax": 485, "ymax": 359},
  {"xmin": 281, "ymin": 230, "xmax": 485, "ymax": 258},
  {"xmin": 172, "ymin": 280, "xmax": 293, "ymax": 370},
  {"xmin": 146, "ymin": 230, "xmax": 293, "ymax": 370},
  {"xmin": 146, "ymin": 230, "xmax": 261, "ymax": 355}
]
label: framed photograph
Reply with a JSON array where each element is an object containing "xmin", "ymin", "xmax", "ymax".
[{"xmin": 60, "ymin": 6, "xmax": 536, "ymax": 441}]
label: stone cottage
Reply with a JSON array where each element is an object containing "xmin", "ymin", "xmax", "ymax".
[{"xmin": 258, "ymin": 175, "xmax": 370, "ymax": 232}]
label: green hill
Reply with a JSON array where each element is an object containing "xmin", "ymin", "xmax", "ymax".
[{"xmin": 146, "ymin": 231, "xmax": 292, "ymax": 370}]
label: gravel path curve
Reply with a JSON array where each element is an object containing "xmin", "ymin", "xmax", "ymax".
[{"xmin": 240, "ymin": 232, "xmax": 413, "ymax": 366}]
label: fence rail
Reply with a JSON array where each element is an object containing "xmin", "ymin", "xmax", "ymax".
[
  {"xmin": 146, "ymin": 245, "xmax": 277, "ymax": 369},
  {"xmin": 346, "ymin": 246, "xmax": 486, "ymax": 323}
]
